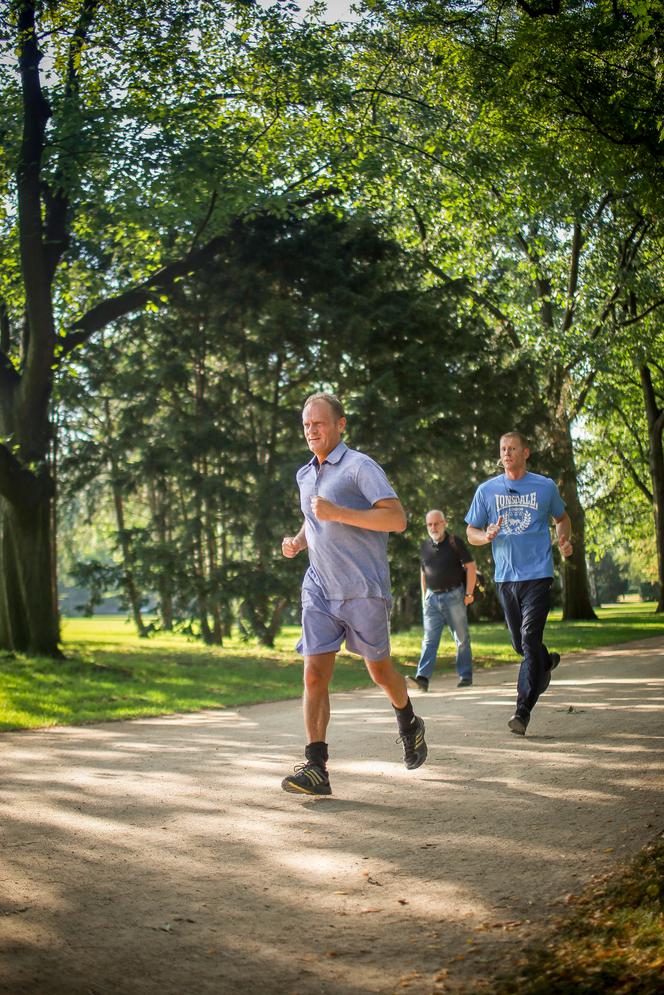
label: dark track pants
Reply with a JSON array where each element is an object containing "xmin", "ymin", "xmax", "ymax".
[{"xmin": 497, "ymin": 578, "xmax": 554, "ymax": 719}]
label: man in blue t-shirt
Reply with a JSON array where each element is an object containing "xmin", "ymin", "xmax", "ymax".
[
  {"xmin": 280, "ymin": 392, "xmax": 427, "ymax": 795},
  {"xmin": 465, "ymin": 431, "xmax": 574, "ymax": 735}
]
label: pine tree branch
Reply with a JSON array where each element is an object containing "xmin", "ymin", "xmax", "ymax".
[{"xmin": 59, "ymin": 186, "xmax": 341, "ymax": 360}]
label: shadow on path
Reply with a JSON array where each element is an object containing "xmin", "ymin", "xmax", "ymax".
[{"xmin": 0, "ymin": 638, "xmax": 663, "ymax": 995}]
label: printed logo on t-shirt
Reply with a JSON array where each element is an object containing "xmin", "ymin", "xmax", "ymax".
[{"xmin": 494, "ymin": 491, "xmax": 538, "ymax": 535}]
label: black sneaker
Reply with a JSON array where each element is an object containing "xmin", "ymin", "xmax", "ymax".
[
  {"xmin": 281, "ymin": 762, "xmax": 331, "ymax": 796},
  {"xmin": 406, "ymin": 675, "xmax": 429, "ymax": 692},
  {"xmin": 457, "ymin": 678, "xmax": 473, "ymax": 687},
  {"xmin": 397, "ymin": 716, "xmax": 428, "ymax": 770},
  {"xmin": 508, "ymin": 713, "xmax": 529, "ymax": 736},
  {"xmin": 549, "ymin": 652, "xmax": 561, "ymax": 671}
]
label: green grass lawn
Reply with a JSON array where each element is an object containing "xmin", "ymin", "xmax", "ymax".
[{"xmin": 0, "ymin": 602, "xmax": 661, "ymax": 731}]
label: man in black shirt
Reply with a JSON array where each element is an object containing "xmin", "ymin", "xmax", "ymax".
[{"xmin": 407, "ymin": 509, "xmax": 477, "ymax": 691}]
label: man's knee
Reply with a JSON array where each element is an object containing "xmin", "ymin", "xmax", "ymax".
[
  {"xmin": 303, "ymin": 658, "xmax": 334, "ymax": 693},
  {"xmin": 365, "ymin": 657, "xmax": 394, "ymax": 687}
]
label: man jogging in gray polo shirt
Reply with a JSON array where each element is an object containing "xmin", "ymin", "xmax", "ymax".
[{"xmin": 280, "ymin": 392, "xmax": 427, "ymax": 795}]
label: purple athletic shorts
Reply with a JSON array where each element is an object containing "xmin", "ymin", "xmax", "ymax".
[{"xmin": 296, "ymin": 585, "xmax": 391, "ymax": 661}]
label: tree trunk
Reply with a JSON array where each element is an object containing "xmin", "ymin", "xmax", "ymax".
[
  {"xmin": 265, "ymin": 597, "xmax": 288, "ymax": 646},
  {"xmin": 0, "ymin": 490, "xmax": 60, "ymax": 655},
  {"xmin": 640, "ymin": 364, "xmax": 664, "ymax": 612},
  {"xmin": 104, "ymin": 398, "xmax": 147, "ymax": 637},
  {"xmin": 548, "ymin": 414, "xmax": 597, "ymax": 620},
  {"xmin": 110, "ymin": 477, "xmax": 148, "ymax": 638},
  {"xmin": 147, "ymin": 476, "xmax": 174, "ymax": 630}
]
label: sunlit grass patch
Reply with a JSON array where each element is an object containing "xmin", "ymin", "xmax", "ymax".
[
  {"xmin": 0, "ymin": 618, "xmax": 373, "ymax": 730},
  {"xmin": 0, "ymin": 603, "xmax": 661, "ymax": 730}
]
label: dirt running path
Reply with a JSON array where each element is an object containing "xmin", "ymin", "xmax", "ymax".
[{"xmin": 1, "ymin": 638, "xmax": 663, "ymax": 995}]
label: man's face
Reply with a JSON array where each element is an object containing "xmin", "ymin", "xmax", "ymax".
[
  {"xmin": 426, "ymin": 512, "xmax": 446, "ymax": 541},
  {"xmin": 302, "ymin": 401, "xmax": 345, "ymax": 458},
  {"xmin": 500, "ymin": 435, "xmax": 530, "ymax": 474}
]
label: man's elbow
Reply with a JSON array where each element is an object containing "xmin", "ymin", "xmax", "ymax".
[{"xmin": 393, "ymin": 510, "xmax": 408, "ymax": 533}]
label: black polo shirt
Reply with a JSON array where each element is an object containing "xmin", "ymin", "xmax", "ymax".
[{"xmin": 420, "ymin": 534, "xmax": 473, "ymax": 592}]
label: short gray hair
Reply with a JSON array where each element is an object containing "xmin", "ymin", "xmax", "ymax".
[{"xmin": 303, "ymin": 392, "xmax": 345, "ymax": 420}]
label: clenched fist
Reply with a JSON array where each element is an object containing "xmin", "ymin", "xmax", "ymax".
[
  {"xmin": 558, "ymin": 536, "xmax": 573, "ymax": 558},
  {"xmin": 281, "ymin": 536, "xmax": 303, "ymax": 558},
  {"xmin": 310, "ymin": 496, "xmax": 339, "ymax": 521}
]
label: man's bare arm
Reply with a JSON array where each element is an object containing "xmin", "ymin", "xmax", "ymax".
[
  {"xmin": 464, "ymin": 561, "xmax": 477, "ymax": 602},
  {"xmin": 554, "ymin": 512, "xmax": 573, "ymax": 557},
  {"xmin": 311, "ymin": 496, "xmax": 407, "ymax": 533},
  {"xmin": 466, "ymin": 516, "xmax": 503, "ymax": 546}
]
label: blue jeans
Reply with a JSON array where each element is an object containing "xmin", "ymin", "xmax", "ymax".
[
  {"xmin": 416, "ymin": 585, "xmax": 473, "ymax": 682},
  {"xmin": 497, "ymin": 579, "xmax": 554, "ymax": 719}
]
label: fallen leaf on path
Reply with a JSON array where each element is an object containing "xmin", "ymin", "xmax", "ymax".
[
  {"xmin": 397, "ymin": 899, "xmax": 408, "ymax": 905},
  {"xmin": 367, "ymin": 876, "xmax": 382, "ymax": 886},
  {"xmin": 333, "ymin": 890, "xmax": 349, "ymax": 895},
  {"xmin": 325, "ymin": 951, "xmax": 338, "ymax": 958},
  {"xmin": 361, "ymin": 908, "xmax": 382, "ymax": 913}
]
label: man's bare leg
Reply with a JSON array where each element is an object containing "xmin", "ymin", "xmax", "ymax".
[
  {"xmin": 365, "ymin": 656, "xmax": 427, "ymax": 770},
  {"xmin": 303, "ymin": 651, "xmax": 336, "ymax": 742},
  {"xmin": 364, "ymin": 656, "xmax": 408, "ymax": 708},
  {"xmin": 282, "ymin": 652, "xmax": 336, "ymax": 795}
]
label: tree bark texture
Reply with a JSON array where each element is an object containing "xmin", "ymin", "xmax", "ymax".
[
  {"xmin": 640, "ymin": 365, "xmax": 664, "ymax": 612},
  {"xmin": 548, "ymin": 412, "xmax": 597, "ymax": 620},
  {"xmin": 0, "ymin": 491, "xmax": 59, "ymax": 654}
]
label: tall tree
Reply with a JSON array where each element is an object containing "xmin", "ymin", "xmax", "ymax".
[
  {"xmin": 0, "ymin": 0, "xmax": 347, "ymax": 653},
  {"xmin": 338, "ymin": 0, "xmax": 664, "ymax": 617}
]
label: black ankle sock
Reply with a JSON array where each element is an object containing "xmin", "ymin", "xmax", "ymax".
[
  {"xmin": 305, "ymin": 741, "xmax": 328, "ymax": 770},
  {"xmin": 393, "ymin": 698, "xmax": 416, "ymax": 735}
]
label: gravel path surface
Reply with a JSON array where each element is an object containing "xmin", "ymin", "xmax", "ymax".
[{"xmin": 2, "ymin": 637, "xmax": 663, "ymax": 995}]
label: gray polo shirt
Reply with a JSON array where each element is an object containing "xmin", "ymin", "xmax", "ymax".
[{"xmin": 296, "ymin": 441, "xmax": 398, "ymax": 600}]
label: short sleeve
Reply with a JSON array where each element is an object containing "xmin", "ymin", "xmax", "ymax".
[
  {"xmin": 355, "ymin": 458, "xmax": 398, "ymax": 506},
  {"xmin": 465, "ymin": 486, "xmax": 489, "ymax": 529}
]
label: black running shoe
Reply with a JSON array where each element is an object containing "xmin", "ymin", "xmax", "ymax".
[
  {"xmin": 508, "ymin": 713, "xmax": 528, "ymax": 736},
  {"xmin": 397, "ymin": 716, "xmax": 427, "ymax": 770},
  {"xmin": 549, "ymin": 652, "xmax": 561, "ymax": 671},
  {"xmin": 407, "ymin": 675, "xmax": 429, "ymax": 692},
  {"xmin": 281, "ymin": 762, "xmax": 331, "ymax": 796}
]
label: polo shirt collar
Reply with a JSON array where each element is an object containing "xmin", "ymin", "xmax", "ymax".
[{"xmin": 306, "ymin": 440, "xmax": 348, "ymax": 468}]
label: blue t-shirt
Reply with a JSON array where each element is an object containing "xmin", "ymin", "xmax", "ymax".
[
  {"xmin": 465, "ymin": 472, "xmax": 565, "ymax": 582},
  {"xmin": 296, "ymin": 441, "xmax": 398, "ymax": 600}
]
